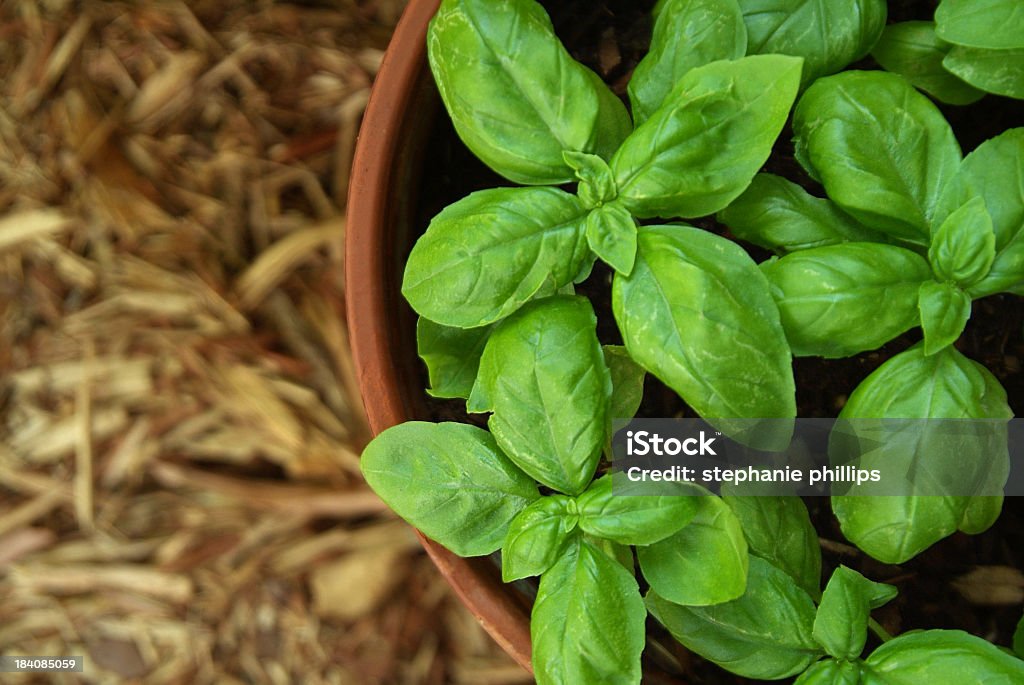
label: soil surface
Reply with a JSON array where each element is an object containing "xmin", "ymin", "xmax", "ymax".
[{"xmin": 409, "ymin": 1, "xmax": 1024, "ymax": 682}]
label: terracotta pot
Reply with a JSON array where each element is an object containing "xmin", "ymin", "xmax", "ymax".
[{"xmin": 345, "ymin": 0, "xmax": 534, "ymax": 673}]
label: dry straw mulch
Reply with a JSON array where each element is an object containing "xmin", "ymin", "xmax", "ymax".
[{"xmin": 0, "ymin": 2, "xmax": 528, "ymax": 683}]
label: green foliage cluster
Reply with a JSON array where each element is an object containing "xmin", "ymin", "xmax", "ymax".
[
  {"xmin": 873, "ymin": 0, "xmax": 1024, "ymax": 102},
  {"xmin": 360, "ymin": 0, "xmax": 1024, "ymax": 682}
]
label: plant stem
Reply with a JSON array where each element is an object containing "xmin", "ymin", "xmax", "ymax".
[{"xmin": 869, "ymin": 617, "xmax": 893, "ymax": 643}]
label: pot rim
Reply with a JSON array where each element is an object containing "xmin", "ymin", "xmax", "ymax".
[{"xmin": 345, "ymin": 0, "xmax": 534, "ymax": 674}]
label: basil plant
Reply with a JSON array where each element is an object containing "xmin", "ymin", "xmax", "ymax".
[
  {"xmin": 873, "ymin": 0, "xmax": 1024, "ymax": 102},
  {"xmin": 721, "ymin": 69, "xmax": 1022, "ymax": 564},
  {"xmin": 359, "ymin": 0, "xmax": 1024, "ymax": 683}
]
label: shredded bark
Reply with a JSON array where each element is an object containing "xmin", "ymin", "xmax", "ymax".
[{"xmin": 0, "ymin": 2, "xmax": 527, "ymax": 682}]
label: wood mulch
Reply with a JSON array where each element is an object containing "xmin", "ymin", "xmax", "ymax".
[{"xmin": 0, "ymin": 1, "xmax": 528, "ymax": 683}]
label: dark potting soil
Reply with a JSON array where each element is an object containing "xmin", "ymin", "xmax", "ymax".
[{"xmin": 406, "ymin": 0, "xmax": 1024, "ymax": 681}]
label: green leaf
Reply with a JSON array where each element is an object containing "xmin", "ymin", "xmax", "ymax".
[
  {"xmin": 501, "ymin": 495, "xmax": 578, "ymax": 581},
  {"xmin": 793, "ymin": 71, "xmax": 962, "ymax": 243},
  {"xmin": 831, "ymin": 345, "xmax": 1012, "ymax": 564},
  {"xmin": 403, "ymin": 187, "xmax": 589, "ymax": 328},
  {"xmin": 532, "ymin": 538, "xmax": 645, "ymax": 685},
  {"xmin": 871, "ymin": 21, "xmax": 985, "ymax": 105},
  {"xmin": 762, "ymin": 243, "xmax": 932, "ymax": 358},
  {"xmin": 585, "ymin": 534, "xmax": 635, "ymax": 571},
  {"xmin": 613, "ymin": 54, "xmax": 802, "ymax": 219},
  {"xmin": 576, "ymin": 474, "xmax": 698, "ymax": 546},
  {"xmin": 935, "ymin": 0, "xmax": 1024, "ymax": 50},
  {"xmin": 719, "ymin": 173, "xmax": 885, "ymax": 254},
  {"xmin": 613, "ymin": 225, "xmax": 796, "ymax": 448},
  {"xmin": 918, "ymin": 281, "xmax": 971, "ymax": 356},
  {"xmin": 427, "ymin": 0, "xmax": 631, "ymax": 185},
  {"xmin": 564, "ymin": 150, "xmax": 616, "ymax": 208},
  {"xmin": 794, "ymin": 659, "xmax": 862, "ymax": 685},
  {"xmin": 864, "ymin": 630, "xmax": 1024, "ymax": 683},
  {"xmin": 647, "ymin": 556, "xmax": 822, "ymax": 680},
  {"xmin": 604, "ymin": 345, "xmax": 646, "ymax": 423},
  {"xmin": 360, "ymin": 422, "xmax": 538, "ymax": 557},
  {"xmin": 959, "ymin": 494, "xmax": 1004, "ymax": 535},
  {"xmin": 585, "ymin": 202, "xmax": 638, "ymax": 276},
  {"xmin": 637, "ymin": 493, "xmax": 749, "ymax": 605},
  {"xmin": 738, "ymin": 0, "xmax": 887, "ymax": 86},
  {"xmin": 929, "ymin": 195, "xmax": 996, "ymax": 287},
  {"xmin": 813, "ymin": 566, "xmax": 897, "ymax": 660},
  {"xmin": 628, "ymin": 0, "xmax": 747, "ymax": 124},
  {"xmin": 721, "ymin": 488, "xmax": 822, "ymax": 597},
  {"xmin": 470, "ymin": 296, "xmax": 610, "ymax": 495},
  {"xmin": 416, "ymin": 318, "xmax": 491, "ymax": 399},
  {"xmin": 943, "ymin": 46, "xmax": 1024, "ymax": 100},
  {"xmin": 933, "ymin": 128, "xmax": 1024, "ymax": 296}
]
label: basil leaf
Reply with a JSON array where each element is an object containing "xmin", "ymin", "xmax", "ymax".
[
  {"xmin": 738, "ymin": 0, "xmax": 887, "ymax": 86},
  {"xmin": 576, "ymin": 474, "xmax": 698, "ymax": 546},
  {"xmin": 647, "ymin": 556, "xmax": 822, "ymax": 680},
  {"xmin": 719, "ymin": 173, "xmax": 885, "ymax": 254},
  {"xmin": 585, "ymin": 534, "xmax": 635, "ymax": 572},
  {"xmin": 929, "ymin": 196, "xmax": 996, "ymax": 287},
  {"xmin": 638, "ymin": 493, "xmax": 749, "ymax": 605},
  {"xmin": 613, "ymin": 54, "xmax": 802, "ymax": 219},
  {"xmin": 762, "ymin": 243, "xmax": 932, "ymax": 358},
  {"xmin": 585, "ymin": 202, "xmax": 638, "ymax": 276},
  {"xmin": 935, "ymin": 0, "xmax": 1024, "ymax": 50},
  {"xmin": 403, "ymin": 187, "xmax": 589, "ymax": 328},
  {"xmin": 794, "ymin": 659, "xmax": 861, "ymax": 685},
  {"xmin": 918, "ymin": 281, "xmax": 971, "ymax": 356},
  {"xmin": 533, "ymin": 538, "xmax": 645, "ymax": 685},
  {"xmin": 943, "ymin": 47, "xmax": 1024, "ymax": 100},
  {"xmin": 470, "ymin": 296, "xmax": 610, "ymax": 495},
  {"xmin": 416, "ymin": 318, "xmax": 491, "ymax": 399},
  {"xmin": 722, "ymin": 488, "xmax": 822, "ymax": 597},
  {"xmin": 613, "ymin": 225, "xmax": 796, "ymax": 449},
  {"xmin": 604, "ymin": 345, "xmax": 646, "ymax": 423},
  {"xmin": 813, "ymin": 566, "xmax": 897, "ymax": 660},
  {"xmin": 934, "ymin": 128, "xmax": 1024, "ymax": 297},
  {"xmin": 427, "ymin": 0, "xmax": 631, "ymax": 185},
  {"xmin": 502, "ymin": 495, "xmax": 578, "ymax": 581},
  {"xmin": 564, "ymin": 150, "xmax": 616, "ymax": 209},
  {"xmin": 834, "ymin": 490, "xmax": 988, "ymax": 567},
  {"xmin": 959, "ymin": 494, "xmax": 1004, "ymax": 535},
  {"xmin": 793, "ymin": 71, "xmax": 962, "ymax": 243},
  {"xmin": 831, "ymin": 345, "xmax": 1012, "ymax": 564},
  {"xmin": 872, "ymin": 21, "xmax": 985, "ymax": 105},
  {"xmin": 361, "ymin": 422, "xmax": 539, "ymax": 557},
  {"xmin": 628, "ymin": 0, "xmax": 747, "ymax": 124},
  {"xmin": 864, "ymin": 630, "xmax": 1024, "ymax": 683}
]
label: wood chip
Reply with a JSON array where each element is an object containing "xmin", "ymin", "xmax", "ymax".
[
  {"xmin": 310, "ymin": 547, "xmax": 408, "ymax": 620},
  {"xmin": 953, "ymin": 565, "xmax": 1024, "ymax": 606},
  {"xmin": 150, "ymin": 462, "xmax": 388, "ymax": 518},
  {"xmin": 0, "ymin": 1, "xmax": 526, "ymax": 681},
  {"xmin": 9, "ymin": 564, "xmax": 194, "ymax": 604},
  {"xmin": 0, "ymin": 209, "xmax": 74, "ymax": 252},
  {"xmin": 127, "ymin": 51, "xmax": 206, "ymax": 128},
  {"xmin": 235, "ymin": 219, "xmax": 343, "ymax": 309},
  {"xmin": 0, "ymin": 526, "xmax": 58, "ymax": 565}
]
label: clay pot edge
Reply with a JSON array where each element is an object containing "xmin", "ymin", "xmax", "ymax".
[{"xmin": 345, "ymin": 0, "xmax": 534, "ymax": 674}]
